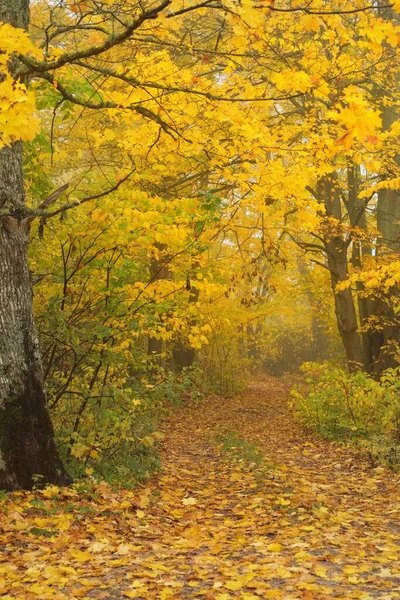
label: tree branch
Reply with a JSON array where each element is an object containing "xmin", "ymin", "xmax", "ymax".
[
  {"xmin": 37, "ymin": 72, "xmax": 182, "ymax": 138},
  {"xmin": 18, "ymin": 0, "xmax": 172, "ymax": 74},
  {"xmin": 264, "ymin": 3, "xmax": 394, "ymax": 15},
  {"xmin": 33, "ymin": 169, "xmax": 135, "ymax": 221}
]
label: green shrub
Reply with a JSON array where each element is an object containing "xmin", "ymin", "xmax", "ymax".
[
  {"xmin": 53, "ymin": 368, "xmax": 200, "ymax": 487},
  {"xmin": 291, "ymin": 362, "xmax": 400, "ymax": 465}
]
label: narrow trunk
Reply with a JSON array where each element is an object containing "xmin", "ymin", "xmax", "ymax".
[
  {"xmin": 147, "ymin": 243, "xmax": 171, "ymax": 372},
  {"xmin": 246, "ymin": 324, "xmax": 257, "ymax": 360},
  {"xmin": 172, "ymin": 341, "xmax": 196, "ymax": 372},
  {"xmin": 346, "ymin": 162, "xmax": 374, "ymax": 371},
  {"xmin": 172, "ymin": 275, "xmax": 199, "ymax": 372},
  {"xmin": 364, "ymin": 4, "xmax": 400, "ymax": 374},
  {"xmin": 148, "ymin": 337, "xmax": 163, "ymax": 363},
  {"xmin": 296, "ymin": 256, "xmax": 329, "ymax": 362},
  {"xmin": 377, "ymin": 105, "xmax": 400, "ymax": 254},
  {"xmin": 0, "ymin": 0, "xmax": 70, "ymax": 489}
]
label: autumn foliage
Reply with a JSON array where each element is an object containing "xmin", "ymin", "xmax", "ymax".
[{"xmin": 0, "ymin": 0, "xmax": 400, "ymax": 595}]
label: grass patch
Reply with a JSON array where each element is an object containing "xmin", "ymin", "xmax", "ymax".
[
  {"xmin": 94, "ymin": 446, "xmax": 162, "ymax": 488},
  {"xmin": 215, "ymin": 430, "xmax": 275, "ymax": 476},
  {"xmin": 29, "ymin": 527, "xmax": 58, "ymax": 538}
]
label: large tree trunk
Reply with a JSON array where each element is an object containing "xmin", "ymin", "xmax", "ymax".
[
  {"xmin": 0, "ymin": 0, "xmax": 70, "ymax": 490},
  {"xmin": 318, "ymin": 175, "xmax": 364, "ymax": 371},
  {"xmin": 371, "ymin": 4, "xmax": 400, "ymax": 374},
  {"xmin": 0, "ymin": 214, "xmax": 70, "ymax": 490}
]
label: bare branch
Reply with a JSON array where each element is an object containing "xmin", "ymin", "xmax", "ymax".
[
  {"xmin": 310, "ymin": 258, "xmax": 331, "ymax": 271},
  {"xmin": 264, "ymin": 3, "xmax": 394, "ymax": 15},
  {"xmin": 36, "ymin": 169, "xmax": 135, "ymax": 220},
  {"xmin": 37, "ymin": 183, "xmax": 69, "ymax": 211}
]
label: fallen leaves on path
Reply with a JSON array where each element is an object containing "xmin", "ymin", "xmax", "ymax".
[{"xmin": 1, "ymin": 378, "xmax": 399, "ymax": 599}]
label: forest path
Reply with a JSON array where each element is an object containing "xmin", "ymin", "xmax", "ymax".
[
  {"xmin": 151, "ymin": 378, "xmax": 400, "ymax": 600},
  {"xmin": 2, "ymin": 378, "xmax": 400, "ymax": 599}
]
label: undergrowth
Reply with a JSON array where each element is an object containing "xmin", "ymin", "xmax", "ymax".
[
  {"xmin": 291, "ymin": 362, "xmax": 400, "ymax": 468},
  {"xmin": 55, "ymin": 368, "xmax": 205, "ymax": 488}
]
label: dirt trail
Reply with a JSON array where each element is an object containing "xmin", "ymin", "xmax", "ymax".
[
  {"xmin": 150, "ymin": 379, "xmax": 400, "ymax": 600},
  {"xmin": 2, "ymin": 379, "xmax": 400, "ymax": 599}
]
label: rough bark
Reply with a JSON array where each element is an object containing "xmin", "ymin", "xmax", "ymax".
[
  {"xmin": 0, "ymin": 0, "xmax": 71, "ymax": 490},
  {"xmin": 0, "ymin": 0, "xmax": 29, "ymax": 28},
  {"xmin": 0, "ymin": 218, "xmax": 70, "ymax": 489},
  {"xmin": 318, "ymin": 174, "xmax": 364, "ymax": 371}
]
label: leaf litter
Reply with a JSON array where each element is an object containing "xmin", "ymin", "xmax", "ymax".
[{"xmin": 1, "ymin": 378, "xmax": 399, "ymax": 599}]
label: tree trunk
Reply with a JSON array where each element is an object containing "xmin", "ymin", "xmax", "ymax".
[
  {"xmin": 371, "ymin": 5, "xmax": 400, "ymax": 373},
  {"xmin": 377, "ymin": 105, "xmax": 400, "ymax": 253},
  {"xmin": 172, "ymin": 341, "xmax": 196, "ymax": 372},
  {"xmin": 318, "ymin": 175, "xmax": 364, "ymax": 371},
  {"xmin": 172, "ymin": 275, "xmax": 199, "ymax": 373},
  {"xmin": 0, "ymin": 0, "xmax": 29, "ymax": 29},
  {"xmin": 296, "ymin": 257, "xmax": 329, "ymax": 362},
  {"xmin": 372, "ymin": 103, "xmax": 400, "ymax": 373},
  {"xmin": 346, "ymin": 162, "xmax": 374, "ymax": 371},
  {"xmin": 0, "ymin": 0, "xmax": 70, "ymax": 490},
  {"xmin": 147, "ymin": 243, "xmax": 171, "ymax": 372}
]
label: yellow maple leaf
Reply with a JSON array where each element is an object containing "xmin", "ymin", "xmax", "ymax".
[
  {"xmin": 182, "ymin": 496, "xmax": 197, "ymax": 505},
  {"xmin": 69, "ymin": 549, "xmax": 92, "ymax": 562},
  {"xmin": 56, "ymin": 514, "xmax": 73, "ymax": 531},
  {"xmin": 277, "ymin": 496, "xmax": 291, "ymax": 506},
  {"xmin": 225, "ymin": 579, "xmax": 244, "ymax": 591},
  {"xmin": 88, "ymin": 542, "xmax": 107, "ymax": 553},
  {"xmin": 123, "ymin": 591, "xmax": 143, "ymax": 599},
  {"xmin": 267, "ymin": 542, "xmax": 283, "ymax": 552},
  {"xmin": 117, "ymin": 544, "xmax": 132, "ymax": 555},
  {"xmin": 315, "ymin": 566, "xmax": 328, "ymax": 578},
  {"xmin": 343, "ymin": 565, "xmax": 358, "ymax": 575}
]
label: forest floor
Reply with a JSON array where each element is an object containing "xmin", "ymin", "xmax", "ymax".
[{"xmin": 1, "ymin": 378, "xmax": 400, "ymax": 599}]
